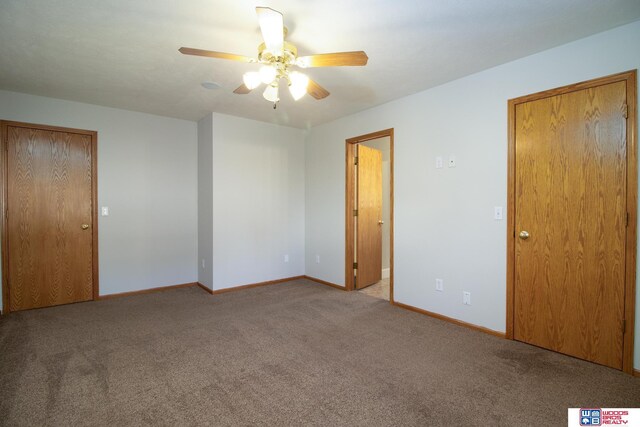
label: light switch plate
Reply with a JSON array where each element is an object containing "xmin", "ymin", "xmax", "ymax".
[
  {"xmin": 463, "ymin": 291, "xmax": 471, "ymax": 305},
  {"xmin": 435, "ymin": 278, "xmax": 443, "ymax": 292},
  {"xmin": 494, "ymin": 207, "xmax": 503, "ymax": 220},
  {"xmin": 435, "ymin": 156, "xmax": 443, "ymax": 169},
  {"xmin": 101, "ymin": 206, "xmax": 109, "ymax": 216}
]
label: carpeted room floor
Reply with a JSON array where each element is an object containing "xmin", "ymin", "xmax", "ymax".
[{"xmin": 0, "ymin": 278, "xmax": 638, "ymax": 426}]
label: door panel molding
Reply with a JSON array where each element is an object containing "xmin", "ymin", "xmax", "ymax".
[
  {"xmin": 1, "ymin": 120, "xmax": 99, "ymax": 313},
  {"xmin": 506, "ymin": 70, "xmax": 637, "ymax": 374},
  {"xmin": 345, "ymin": 128, "xmax": 394, "ymax": 301}
]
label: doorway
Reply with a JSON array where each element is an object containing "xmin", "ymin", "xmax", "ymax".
[
  {"xmin": 1, "ymin": 121, "xmax": 99, "ymax": 313},
  {"xmin": 345, "ymin": 129, "xmax": 394, "ymax": 302},
  {"xmin": 506, "ymin": 71, "xmax": 637, "ymax": 373}
]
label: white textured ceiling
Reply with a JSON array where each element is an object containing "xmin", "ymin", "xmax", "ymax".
[{"xmin": 1, "ymin": 1, "xmax": 639, "ymax": 128}]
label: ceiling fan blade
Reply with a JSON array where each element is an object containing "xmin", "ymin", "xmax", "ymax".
[
  {"xmin": 256, "ymin": 7, "xmax": 284, "ymax": 55},
  {"xmin": 179, "ymin": 47, "xmax": 253, "ymax": 63},
  {"xmin": 296, "ymin": 51, "xmax": 368, "ymax": 68},
  {"xmin": 233, "ymin": 84, "xmax": 253, "ymax": 94},
  {"xmin": 307, "ymin": 78, "xmax": 330, "ymax": 100}
]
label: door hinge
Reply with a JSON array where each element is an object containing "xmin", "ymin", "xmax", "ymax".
[
  {"xmin": 353, "ymin": 209, "xmax": 358, "ymax": 217},
  {"xmin": 353, "ymin": 262, "xmax": 358, "ymax": 269},
  {"xmin": 623, "ymin": 104, "xmax": 628, "ymax": 119},
  {"xmin": 354, "ymin": 157, "xmax": 358, "ymax": 166}
]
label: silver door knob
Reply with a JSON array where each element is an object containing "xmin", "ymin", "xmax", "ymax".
[{"xmin": 519, "ymin": 230, "xmax": 530, "ymax": 240}]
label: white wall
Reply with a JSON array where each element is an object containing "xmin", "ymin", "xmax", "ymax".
[
  {"xmin": 0, "ymin": 90, "xmax": 198, "ymax": 302},
  {"xmin": 202, "ymin": 113, "xmax": 305, "ymax": 290},
  {"xmin": 198, "ymin": 114, "xmax": 214, "ymax": 289},
  {"xmin": 304, "ymin": 20, "xmax": 640, "ymax": 368}
]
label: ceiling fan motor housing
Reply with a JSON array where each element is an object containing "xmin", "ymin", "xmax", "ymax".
[{"xmin": 258, "ymin": 41, "xmax": 298, "ymax": 80}]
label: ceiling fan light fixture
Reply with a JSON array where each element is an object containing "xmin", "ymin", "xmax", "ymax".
[
  {"xmin": 288, "ymin": 71, "xmax": 309, "ymax": 101},
  {"xmin": 263, "ymin": 84, "xmax": 279, "ymax": 103},
  {"xmin": 259, "ymin": 65, "xmax": 277, "ymax": 84},
  {"xmin": 180, "ymin": 7, "xmax": 367, "ymax": 107},
  {"xmin": 242, "ymin": 71, "xmax": 262, "ymax": 90}
]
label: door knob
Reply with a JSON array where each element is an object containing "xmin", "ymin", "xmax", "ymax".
[
  {"xmin": 81, "ymin": 224, "xmax": 90, "ymax": 230},
  {"xmin": 518, "ymin": 230, "xmax": 530, "ymax": 240},
  {"xmin": 378, "ymin": 220, "xmax": 384, "ymax": 225}
]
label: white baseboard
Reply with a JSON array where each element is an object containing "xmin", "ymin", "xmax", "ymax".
[{"xmin": 382, "ymin": 268, "xmax": 390, "ymax": 279}]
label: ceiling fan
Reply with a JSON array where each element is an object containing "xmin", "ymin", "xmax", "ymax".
[{"xmin": 179, "ymin": 7, "xmax": 368, "ymax": 108}]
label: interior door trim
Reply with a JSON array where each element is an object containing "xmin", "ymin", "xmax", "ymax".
[
  {"xmin": 505, "ymin": 70, "xmax": 637, "ymax": 374},
  {"xmin": 1, "ymin": 120, "xmax": 100, "ymax": 314},
  {"xmin": 345, "ymin": 128, "xmax": 394, "ymax": 301}
]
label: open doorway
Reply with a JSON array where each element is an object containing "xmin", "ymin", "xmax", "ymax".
[{"xmin": 345, "ymin": 129, "xmax": 393, "ymax": 302}]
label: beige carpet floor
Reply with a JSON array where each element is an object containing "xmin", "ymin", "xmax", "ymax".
[{"xmin": 0, "ymin": 278, "xmax": 638, "ymax": 426}]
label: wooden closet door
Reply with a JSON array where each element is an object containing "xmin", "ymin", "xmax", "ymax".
[
  {"xmin": 6, "ymin": 125, "xmax": 94, "ymax": 311},
  {"xmin": 513, "ymin": 81, "xmax": 627, "ymax": 369},
  {"xmin": 356, "ymin": 144, "xmax": 383, "ymax": 289}
]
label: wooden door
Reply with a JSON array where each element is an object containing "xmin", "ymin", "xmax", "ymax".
[
  {"xmin": 3, "ymin": 122, "xmax": 97, "ymax": 312},
  {"xmin": 356, "ymin": 145, "xmax": 383, "ymax": 289},
  {"xmin": 513, "ymin": 81, "xmax": 628, "ymax": 369}
]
